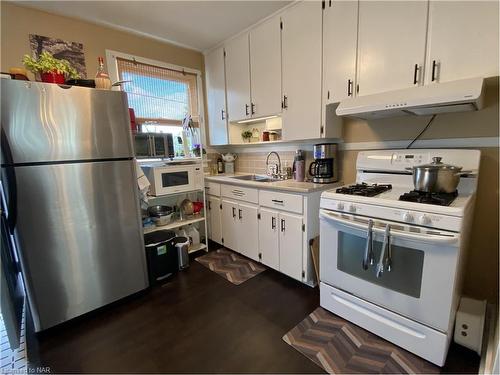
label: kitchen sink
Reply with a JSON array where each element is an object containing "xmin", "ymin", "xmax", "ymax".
[{"xmin": 231, "ymin": 175, "xmax": 277, "ymax": 182}]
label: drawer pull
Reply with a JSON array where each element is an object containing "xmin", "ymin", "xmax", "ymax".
[{"xmin": 272, "ymin": 199, "xmax": 284, "ymax": 204}]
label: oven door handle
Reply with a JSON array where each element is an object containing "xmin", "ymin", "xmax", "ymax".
[{"xmin": 319, "ymin": 210, "xmax": 460, "ymax": 245}]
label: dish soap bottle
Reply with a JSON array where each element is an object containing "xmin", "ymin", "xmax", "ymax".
[
  {"xmin": 95, "ymin": 57, "xmax": 112, "ymax": 90},
  {"xmin": 217, "ymin": 156, "xmax": 224, "ymax": 174},
  {"xmin": 293, "ymin": 149, "xmax": 305, "ymax": 182}
]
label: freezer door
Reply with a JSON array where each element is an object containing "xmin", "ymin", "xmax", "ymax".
[
  {"xmin": 13, "ymin": 160, "xmax": 148, "ymax": 331},
  {"xmin": 1, "ymin": 80, "xmax": 134, "ymax": 164}
]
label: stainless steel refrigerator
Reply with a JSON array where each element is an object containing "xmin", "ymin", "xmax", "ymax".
[{"xmin": 1, "ymin": 79, "xmax": 149, "ymax": 332}]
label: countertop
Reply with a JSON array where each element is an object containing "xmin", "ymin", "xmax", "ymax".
[{"xmin": 204, "ymin": 173, "xmax": 342, "ymax": 193}]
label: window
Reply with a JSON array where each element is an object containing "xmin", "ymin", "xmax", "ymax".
[{"xmin": 116, "ymin": 57, "xmax": 199, "ymax": 127}]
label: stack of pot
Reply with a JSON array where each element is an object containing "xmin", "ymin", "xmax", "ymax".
[{"xmin": 406, "ymin": 157, "xmax": 470, "ymax": 193}]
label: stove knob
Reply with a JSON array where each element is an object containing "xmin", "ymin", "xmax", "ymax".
[
  {"xmin": 337, "ymin": 202, "xmax": 345, "ymax": 211},
  {"xmin": 349, "ymin": 204, "xmax": 357, "ymax": 213},
  {"xmin": 418, "ymin": 214, "xmax": 431, "ymax": 225},
  {"xmin": 403, "ymin": 211, "xmax": 414, "ymax": 222}
]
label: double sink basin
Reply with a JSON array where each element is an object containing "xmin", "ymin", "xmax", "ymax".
[{"xmin": 231, "ymin": 174, "xmax": 278, "ymax": 183}]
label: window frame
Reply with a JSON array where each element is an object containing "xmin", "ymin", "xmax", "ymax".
[{"xmin": 106, "ymin": 50, "xmax": 205, "ymax": 139}]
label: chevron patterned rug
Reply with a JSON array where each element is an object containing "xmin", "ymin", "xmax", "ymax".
[
  {"xmin": 283, "ymin": 307, "xmax": 440, "ymax": 374},
  {"xmin": 195, "ymin": 248, "xmax": 266, "ymax": 285}
]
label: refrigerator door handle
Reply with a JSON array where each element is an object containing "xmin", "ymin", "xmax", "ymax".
[{"xmin": 1, "ymin": 128, "xmax": 17, "ymax": 233}]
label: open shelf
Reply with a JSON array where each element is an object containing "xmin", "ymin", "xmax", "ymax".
[
  {"xmin": 188, "ymin": 243, "xmax": 207, "ymax": 253},
  {"xmin": 147, "ymin": 188, "xmax": 205, "ymax": 200},
  {"xmin": 143, "ymin": 216, "xmax": 205, "ymax": 234}
]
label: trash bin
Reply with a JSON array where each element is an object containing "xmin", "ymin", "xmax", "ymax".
[
  {"xmin": 172, "ymin": 236, "xmax": 190, "ymax": 270},
  {"xmin": 144, "ymin": 230, "xmax": 178, "ymax": 286}
]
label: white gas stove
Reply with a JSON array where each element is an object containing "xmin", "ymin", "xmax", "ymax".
[{"xmin": 319, "ymin": 149, "xmax": 480, "ymax": 367}]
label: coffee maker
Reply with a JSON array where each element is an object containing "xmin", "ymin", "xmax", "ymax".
[{"xmin": 309, "ymin": 143, "xmax": 338, "ymax": 183}]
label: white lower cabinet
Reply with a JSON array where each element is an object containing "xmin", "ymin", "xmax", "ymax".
[
  {"xmin": 278, "ymin": 212, "xmax": 303, "ymax": 281},
  {"xmin": 258, "ymin": 208, "xmax": 280, "ymax": 270},
  {"xmin": 207, "ymin": 195, "xmax": 222, "ymax": 244},
  {"xmin": 259, "ymin": 208, "xmax": 303, "ymax": 281},
  {"xmin": 221, "ymin": 198, "xmax": 259, "ymax": 262},
  {"xmin": 238, "ymin": 202, "xmax": 259, "ymax": 261},
  {"xmin": 221, "ymin": 199, "xmax": 239, "ymax": 251},
  {"xmin": 207, "ymin": 182, "xmax": 318, "ymax": 286}
]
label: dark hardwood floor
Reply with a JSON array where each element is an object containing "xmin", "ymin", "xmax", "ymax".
[{"xmin": 29, "ymin": 248, "xmax": 480, "ymax": 374}]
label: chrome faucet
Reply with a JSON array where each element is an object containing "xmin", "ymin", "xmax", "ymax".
[{"xmin": 266, "ymin": 151, "xmax": 282, "ymax": 179}]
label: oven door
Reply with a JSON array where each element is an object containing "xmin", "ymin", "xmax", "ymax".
[
  {"xmin": 319, "ymin": 209, "xmax": 460, "ymax": 332},
  {"xmin": 155, "ymin": 166, "xmax": 194, "ymax": 194}
]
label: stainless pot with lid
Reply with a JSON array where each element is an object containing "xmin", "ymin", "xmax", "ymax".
[{"xmin": 406, "ymin": 157, "xmax": 470, "ymax": 194}]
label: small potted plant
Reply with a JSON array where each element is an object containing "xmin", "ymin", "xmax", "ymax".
[
  {"xmin": 22, "ymin": 51, "xmax": 80, "ymax": 84},
  {"xmin": 241, "ymin": 130, "xmax": 253, "ymax": 143}
]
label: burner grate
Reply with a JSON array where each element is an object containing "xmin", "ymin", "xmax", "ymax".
[
  {"xmin": 336, "ymin": 183, "xmax": 393, "ymax": 197},
  {"xmin": 399, "ymin": 190, "xmax": 458, "ymax": 206}
]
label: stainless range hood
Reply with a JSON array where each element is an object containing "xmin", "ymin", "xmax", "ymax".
[{"xmin": 336, "ymin": 77, "xmax": 485, "ymax": 120}]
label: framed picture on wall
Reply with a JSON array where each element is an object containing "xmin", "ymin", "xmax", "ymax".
[{"xmin": 29, "ymin": 34, "xmax": 87, "ymax": 78}]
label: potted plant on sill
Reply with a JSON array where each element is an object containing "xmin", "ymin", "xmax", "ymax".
[
  {"xmin": 241, "ymin": 130, "xmax": 253, "ymax": 143},
  {"xmin": 22, "ymin": 51, "xmax": 80, "ymax": 84}
]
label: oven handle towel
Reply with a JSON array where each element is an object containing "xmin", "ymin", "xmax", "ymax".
[
  {"xmin": 362, "ymin": 219, "xmax": 373, "ymax": 270},
  {"xmin": 319, "ymin": 210, "xmax": 460, "ymax": 245},
  {"xmin": 376, "ymin": 224, "xmax": 391, "ymax": 278}
]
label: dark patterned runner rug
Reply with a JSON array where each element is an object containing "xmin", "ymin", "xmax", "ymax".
[
  {"xmin": 195, "ymin": 248, "xmax": 266, "ymax": 285},
  {"xmin": 283, "ymin": 307, "xmax": 440, "ymax": 374}
]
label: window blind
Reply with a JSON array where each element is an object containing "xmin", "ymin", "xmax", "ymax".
[{"xmin": 116, "ymin": 58, "xmax": 199, "ymax": 126}]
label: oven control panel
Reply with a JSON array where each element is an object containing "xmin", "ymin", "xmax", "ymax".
[
  {"xmin": 391, "ymin": 153, "xmax": 425, "ymax": 166},
  {"xmin": 320, "ymin": 198, "xmax": 462, "ymax": 232}
]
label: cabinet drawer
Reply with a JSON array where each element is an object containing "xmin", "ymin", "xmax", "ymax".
[
  {"xmin": 205, "ymin": 181, "xmax": 221, "ymax": 196},
  {"xmin": 259, "ymin": 190, "xmax": 303, "ymax": 214},
  {"xmin": 220, "ymin": 184, "xmax": 258, "ymax": 204}
]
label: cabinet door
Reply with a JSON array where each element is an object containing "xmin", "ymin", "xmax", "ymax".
[
  {"xmin": 425, "ymin": 1, "xmax": 499, "ymax": 84},
  {"xmin": 278, "ymin": 212, "xmax": 303, "ymax": 281},
  {"xmin": 205, "ymin": 47, "xmax": 228, "ymax": 145},
  {"xmin": 357, "ymin": 1, "xmax": 428, "ymax": 96},
  {"xmin": 225, "ymin": 33, "xmax": 251, "ymax": 122},
  {"xmin": 258, "ymin": 208, "xmax": 279, "ymax": 270},
  {"xmin": 323, "ymin": 0, "xmax": 359, "ymax": 104},
  {"xmin": 208, "ymin": 196, "xmax": 222, "ymax": 245},
  {"xmin": 281, "ymin": 1, "xmax": 322, "ymax": 141},
  {"xmin": 221, "ymin": 199, "xmax": 238, "ymax": 251},
  {"xmin": 237, "ymin": 202, "xmax": 259, "ymax": 262},
  {"xmin": 250, "ymin": 15, "xmax": 282, "ymax": 118}
]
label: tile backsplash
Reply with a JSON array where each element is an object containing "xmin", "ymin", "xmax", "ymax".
[{"xmin": 207, "ymin": 150, "xmax": 316, "ymax": 177}]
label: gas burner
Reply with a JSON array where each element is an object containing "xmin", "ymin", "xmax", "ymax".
[
  {"xmin": 336, "ymin": 183, "xmax": 393, "ymax": 197},
  {"xmin": 399, "ymin": 190, "xmax": 458, "ymax": 206}
]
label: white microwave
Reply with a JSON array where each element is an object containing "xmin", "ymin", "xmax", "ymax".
[{"xmin": 141, "ymin": 162, "xmax": 204, "ymax": 196}]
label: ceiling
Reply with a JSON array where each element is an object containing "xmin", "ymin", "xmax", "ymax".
[{"xmin": 16, "ymin": 1, "xmax": 291, "ymax": 52}]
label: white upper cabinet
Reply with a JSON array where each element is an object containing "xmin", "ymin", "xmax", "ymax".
[
  {"xmin": 323, "ymin": 0, "xmax": 359, "ymax": 104},
  {"xmin": 250, "ymin": 15, "xmax": 282, "ymax": 118},
  {"xmin": 281, "ymin": 1, "xmax": 323, "ymax": 141},
  {"xmin": 425, "ymin": 1, "xmax": 500, "ymax": 84},
  {"xmin": 205, "ymin": 46, "xmax": 228, "ymax": 145},
  {"xmin": 356, "ymin": 1, "xmax": 428, "ymax": 96},
  {"xmin": 225, "ymin": 33, "xmax": 251, "ymax": 122}
]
